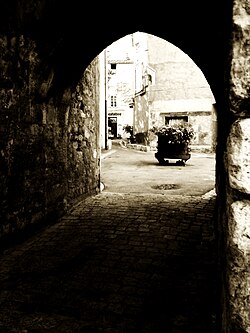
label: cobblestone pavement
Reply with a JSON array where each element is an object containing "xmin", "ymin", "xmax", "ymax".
[{"xmin": 0, "ymin": 192, "xmax": 217, "ymax": 333}]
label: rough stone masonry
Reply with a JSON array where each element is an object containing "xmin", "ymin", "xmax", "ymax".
[{"xmin": 223, "ymin": 1, "xmax": 250, "ymax": 331}]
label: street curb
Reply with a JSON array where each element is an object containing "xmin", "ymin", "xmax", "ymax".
[{"xmin": 101, "ymin": 149, "xmax": 116, "ymax": 160}]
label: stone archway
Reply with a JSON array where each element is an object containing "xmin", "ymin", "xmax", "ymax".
[{"xmin": 0, "ymin": 0, "xmax": 249, "ymax": 331}]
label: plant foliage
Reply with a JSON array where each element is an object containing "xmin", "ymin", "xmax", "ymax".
[{"xmin": 150, "ymin": 123, "xmax": 195, "ymax": 144}]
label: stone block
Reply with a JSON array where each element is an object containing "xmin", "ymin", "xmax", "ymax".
[
  {"xmin": 230, "ymin": 200, "xmax": 250, "ymax": 255},
  {"xmin": 229, "ymin": 200, "xmax": 250, "ymax": 332},
  {"xmin": 227, "ymin": 119, "xmax": 250, "ymax": 194}
]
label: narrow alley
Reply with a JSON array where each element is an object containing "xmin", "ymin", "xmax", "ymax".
[
  {"xmin": 0, "ymin": 147, "xmax": 217, "ymax": 333},
  {"xmin": 0, "ymin": 2, "xmax": 248, "ymax": 331}
]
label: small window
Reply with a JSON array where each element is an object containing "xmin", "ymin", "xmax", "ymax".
[
  {"xmin": 165, "ymin": 116, "xmax": 188, "ymax": 126},
  {"xmin": 109, "ymin": 63, "xmax": 117, "ymax": 75},
  {"xmin": 111, "ymin": 95, "xmax": 117, "ymax": 107}
]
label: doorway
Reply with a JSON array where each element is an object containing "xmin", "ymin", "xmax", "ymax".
[{"xmin": 108, "ymin": 117, "xmax": 117, "ymax": 138}]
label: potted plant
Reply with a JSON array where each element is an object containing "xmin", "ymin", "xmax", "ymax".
[
  {"xmin": 150, "ymin": 122, "xmax": 195, "ymax": 165},
  {"xmin": 122, "ymin": 124, "xmax": 136, "ymax": 143}
]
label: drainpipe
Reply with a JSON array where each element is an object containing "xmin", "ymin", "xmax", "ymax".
[
  {"xmin": 105, "ymin": 99, "xmax": 108, "ymax": 150},
  {"xmin": 104, "ymin": 49, "xmax": 108, "ymax": 150}
]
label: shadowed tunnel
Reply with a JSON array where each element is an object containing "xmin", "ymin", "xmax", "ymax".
[{"xmin": 2, "ymin": 0, "xmax": 250, "ymax": 332}]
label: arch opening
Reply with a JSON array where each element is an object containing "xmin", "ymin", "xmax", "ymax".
[{"xmin": 96, "ymin": 32, "xmax": 217, "ymax": 197}]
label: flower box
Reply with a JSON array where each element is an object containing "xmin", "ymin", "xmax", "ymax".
[{"xmin": 150, "ymin": 123, "xmax": 194, "ymax": 166}]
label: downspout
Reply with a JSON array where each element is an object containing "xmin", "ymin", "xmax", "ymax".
[{"xmin": 104, "ymin": 49, "xmax": 108, "ymax": 150}]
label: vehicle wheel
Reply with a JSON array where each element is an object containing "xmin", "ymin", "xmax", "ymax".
[{"xmin": 157, "ymin": 158, "xmax": 165, "ymax": 165}]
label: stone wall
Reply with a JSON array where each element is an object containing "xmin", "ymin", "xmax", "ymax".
[
  {"xmin": 147, "ymin": 34, "xmax": 214, "ymax": 101},
  {"xmin": 66, "ymin": 58, "xmax": 100, "ymax": 204},
  {"xmin": 222, "ymin": 0, "xmax": 250, "ymax": 331},
  {"xmin": 189, "ymin": 113, "xmax": 213, "ymax": 145},
  {"xmin": 0, "ymin": 35, "xmax": 100, "ymax": 242}
]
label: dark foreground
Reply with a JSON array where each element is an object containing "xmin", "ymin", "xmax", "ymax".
[{"xmin": 0, "ymin": 192, "xmax": 217, "ymax": 332}]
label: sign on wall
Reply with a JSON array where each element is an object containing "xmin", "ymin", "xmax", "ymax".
[{"xmin": 108, "ymin": 112, "xmax": 122, "ymax": 116}]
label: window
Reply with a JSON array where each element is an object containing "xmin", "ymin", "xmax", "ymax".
[
  {"xmin": 165, "ymin": 116, "xmax": 188, "ymax": 126},
  {"xmin": 111, "ymin": 95, "xmax": 117, "ymax": 107},
  {"xmin": 108, "ymin": 64, "xmax": 117, "ymax": 76}
]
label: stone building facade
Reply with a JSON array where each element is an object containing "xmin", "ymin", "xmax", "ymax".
[
  {"xmin": 133, "ymin": 32, "xmax": 216, "ymax": 147},
  {"xmin": 100, "ymin": 32, "xmax": 216, "ymax": 148},
  {"xmin": 99, "ymin": 38, "xmax": 135, "ymax": 149}
]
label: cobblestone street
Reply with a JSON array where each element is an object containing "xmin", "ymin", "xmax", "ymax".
[{"xmin": 0, "ymin": 191, "xmax": 217, "ymax": 332}]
